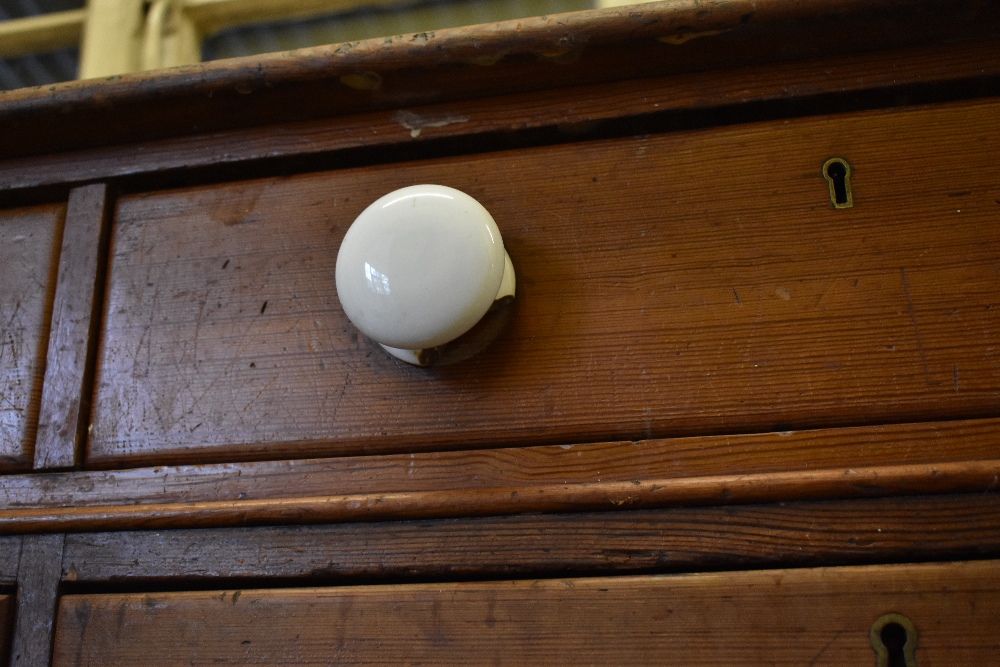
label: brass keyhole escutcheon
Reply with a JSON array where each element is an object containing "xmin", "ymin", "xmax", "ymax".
[
  {"xmin": 823, "ymin": 157, "xmax": 854, "ymax": 208},
  {"xmin": 870, "ymin": 613, "xmax": 918, "ymax": 667}
]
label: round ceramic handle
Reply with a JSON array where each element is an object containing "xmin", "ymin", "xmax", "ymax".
[{"xmin": 335, "ymin": 184, "xmax": 516, "ymax": 365}]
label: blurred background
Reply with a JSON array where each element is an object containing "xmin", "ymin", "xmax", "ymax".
[{"xmin": 0, "ymin": 0, "xmax": 645, "ymax": 90}]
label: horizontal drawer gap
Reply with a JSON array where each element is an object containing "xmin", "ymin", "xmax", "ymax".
[{"xmin": 49, "ymin": 492, "xmax": 1000, "ymax": 589}]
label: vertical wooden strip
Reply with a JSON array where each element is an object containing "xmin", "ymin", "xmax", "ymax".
[
  {"xmin": 34, "ymin": 185, "xmax": 113, "ymax": 470},
  {"xmin": 10, "ymin": 534, "xmax": 63, "ymax": 667}
]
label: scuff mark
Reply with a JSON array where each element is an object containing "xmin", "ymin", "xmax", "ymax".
[
  {"xmin": 658, "ymin": 28, "xmax": 729, "ymax": 45},
  {"xmin": 807, "ymin": 630, "xmax": 844, "ymax": 666},
  {"xmin": 394, "ymin": 110, "xmax": 469, "ymax": 138},
  {"xmin": 333, "ymin": 41, "xmax": 359, "ymax": 56},
  {"xmin": 900, "ymin": 267, "xmax": 931, "ymax": 381}
]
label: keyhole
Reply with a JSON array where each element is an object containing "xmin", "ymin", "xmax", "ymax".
[
  {"xmin": 823, "ymin": 157, "xmax": 854, "ymax": 208},
  {"xmin": 870, "ymin": 614, "xmax": 917, "ymax": 667},
  {"xmin": 881, "ymin": 623, "xmax": 908, "ymax": 667}
]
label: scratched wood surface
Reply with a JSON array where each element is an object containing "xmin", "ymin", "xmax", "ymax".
[
  {"xmin": 59, "ymin": 493, "xmax": 1000, "ymax": 584},
  {"xmin": 0, "ymin": 204, "xmax": 64, "ymax": 471},
  {"xmin": 1, "ymin": 0, "xmax": 997, "ymax": 162},
  {"xmin": 88, "ymin": 98, "xmax": 1000, "ymax": 467},
  {"xmin": 52, "ymin": 560, "xmax": 1000, "ymax": 666},
  {"xmin": 11, "ymin": 534, "xmax": 64, "ymax": 667}
]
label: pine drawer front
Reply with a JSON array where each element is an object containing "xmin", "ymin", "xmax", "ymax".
[
  {"xmin": 53, "ymin": 560, "xmax": 1000, "ymax": 666},
  {"xmin": 88, "ymin": 98, "xmax": 1000, "ymax": 467}
]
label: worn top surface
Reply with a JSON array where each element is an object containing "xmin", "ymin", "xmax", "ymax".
[{"xmin": 0, "ymin": 0, "xmax": 998, "ymax": 160}]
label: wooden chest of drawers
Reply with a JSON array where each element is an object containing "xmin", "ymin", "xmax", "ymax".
[{"xmin": 2, "ymin": 0, "xmax": 1000, "ymax": 664}]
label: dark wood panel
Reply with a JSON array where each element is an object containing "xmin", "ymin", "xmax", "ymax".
[
  {"xmin": 89, "ymin": 98, "xmax": 1000, "ymax": 467},
  {"xmin": 4, "ymin": 418, "xmax": 997, "ymax": 509},
  {"xmin": 60, "ymin": 493, "xmax": 1000, "ymax": 584},
  {"xmin": 0, "ymin": 205, "xmax": 64, "ymax": 471},
  {"xmin": 1, "ymin": 0, "xmax": 997, "ymax": 161},
  {"xmin": 0, "ymin": 595, "xmax": 12, "ymax": 667},
  {"xmin": 2, "ymin": 38, "xmax": 998, "ymax": 194},
  {"xmin": 10, "ymin": 535, "xmax": 63, "ymax": 667},
  {"xmin": 52, "ymin": 561, "xmax": 1000, "ymax": 666},
  {"xmin": 34, "ymin": 185, "xmax": 113, "ymax": 470}
]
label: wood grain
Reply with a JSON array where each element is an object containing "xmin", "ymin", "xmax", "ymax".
[
  {"xmin": 0, "ymin": 0, "xmax": 998, "ymax": 161},
  {"xmin": 89, "ymin": 98, "xmax": 1000, "ymax": 467},
  {"xmin": 10, "ymin": 534, "xmax": 63, "ymax": 667},
  {"xmin": 4, "ymin": 418, "xmax": 998, "ymax": 510},
  {"xmin": 51, "ymin": 560, "xmax": 1000, "ymax": 666},
  {"xmin": 2, "ymin": 37, "xmax": 999, "ymax": 194},
  {"xmin": 60, "ymin": 493, "xmax": 1000, "ymax": 584},
  {"xmin": 34, "ymin": 185, "xmax": 113, "ymax": 470},
  {"xmin": 0, "ymin": 204, "xmax": 64, "ymax": 471}
]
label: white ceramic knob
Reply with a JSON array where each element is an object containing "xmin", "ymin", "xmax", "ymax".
[{"xmin": 336, "ymin": 184, "xmax": 516, "ymax": 365}]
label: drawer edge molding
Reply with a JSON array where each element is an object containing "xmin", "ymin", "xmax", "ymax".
[
  {"xmin": 2, "ymin": 458, "xmax": 998, "ymax": 534},
  {"xmin": 3, "ymin": 417, "xmax": 1000, "ymax": 518}
]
